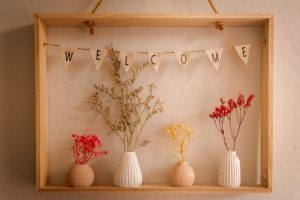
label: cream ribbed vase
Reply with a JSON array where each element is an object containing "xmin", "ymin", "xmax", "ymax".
[
  {"xmin": 67, "ymin": 164, "xmax": 94, "ymax": 188},
  {"xmin": 113, "ymin": 152, "xmax": 142, "ymax": 188},
  {"xmin": 218, "ymin": 151, "xmax": 241, "ymax": 187}
]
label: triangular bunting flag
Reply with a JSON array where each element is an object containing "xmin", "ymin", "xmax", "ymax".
[
  {"xmin": 90, "ymin": 49, "xmax": 107, "ymax": 70},
  {"xmin": 60, "ymin": 47, "xmax": 76, "ymax": 68},
  {"xmin": 119, "ymin": 52, "xmax": 136, "ymax": 72},
  {"xmin": 174, "ymin": 51, "xmax": 191, "ymax": 70},
  {"xmin": 234, "ymin": 44, "xmax": 251, "ymax": 65},
  {"xmin": 148, "ymin": 52, "xmax": 162, "ymax": 72},
  {"xmin": 205, "ymin": 48, "xmax": 223, "ymax": 71}
]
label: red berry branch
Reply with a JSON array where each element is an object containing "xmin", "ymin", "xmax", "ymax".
[
  {"xmin": 72, "ymin": 130, "xmax": 108, "ymax": 164},
  {"xmin": 209, "ymin": 93, "xmax": 255, "ymax": 151}
]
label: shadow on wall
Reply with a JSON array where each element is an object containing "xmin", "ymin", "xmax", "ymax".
[
  {"xmin": 0, "ymin": 23, "xmax": 248, "ymax": 200},
  {"xmin": 0, "ymin": 25, "xmax": 36, "ymax": 187}
]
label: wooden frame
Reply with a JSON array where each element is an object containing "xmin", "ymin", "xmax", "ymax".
[{"xmin": 35, "ymin": 13, "xmax": 273, "ymax": 193}]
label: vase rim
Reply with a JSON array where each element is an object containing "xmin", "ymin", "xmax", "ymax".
[
  {"xmin": 74, "ymin": 163, "xmax": 89, "ymax": 165},
  {"xmin": 177, "ymin": 161, "xmax": 188, "ymax": 165},
  {"xmin": 226, "ymin": 151, "xmax": 237, "ymax": 154}
]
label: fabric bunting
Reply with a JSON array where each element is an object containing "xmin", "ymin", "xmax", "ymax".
[
  {"xmin": 60, "ymin": 47, "xmax": 76, "ymax": 68},
  {"xmin": 148, "ymin": 52, "xmax": 162, "ymax": 72},
  {"xmin": 90, "ymin": 49, "xmax": 108, "ymax": 70},
  {"xmin": 54, "ymin": 43, "xmax": 256, "ymax": 72},
  {"xmin": 119, "ymin": 52, "xmax": 136, "ymax": 72},
  {"xmin": 174, "ymin": 51, "xmax": 191, "ymax": 70},
  {"xmin": 234, "ymin": 44, "xmax": 251, "ymax": 65},
  {"xmin": 205, "ymin": 48, "xmax": 223, "ymax": 71}
]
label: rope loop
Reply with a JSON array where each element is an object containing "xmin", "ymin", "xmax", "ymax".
[{"xmin": 207, "ymin": 0, "xmax": 224, "ymax": 31}]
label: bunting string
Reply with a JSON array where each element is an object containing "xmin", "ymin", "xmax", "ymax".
[
  {"xmin": 43, "ymin": 42, "xmax": 262, "ymax": 71},
  {"xmin": 44, "ymin": 42, "xmax": 262, "ymax": 53}
]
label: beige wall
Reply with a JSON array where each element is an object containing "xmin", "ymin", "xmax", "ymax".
[{"xmin": 0, "ymin": 0, "xmax": 299, "ymax": 199}]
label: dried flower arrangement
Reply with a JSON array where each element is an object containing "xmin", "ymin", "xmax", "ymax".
[
  {"xmin": 89, "ymin": 46, "xmax": 163, "ymax": 152},
  {"xmin": 72, "ymin": 130, "xmax": 108, "ymax": 164},
  {"xmin": 163, "ymin": 124, "xmax": 196, "ymax": 162},
  {"xmin": 209, "ymin": 93, "xmax": 255, "ymax": 151}
]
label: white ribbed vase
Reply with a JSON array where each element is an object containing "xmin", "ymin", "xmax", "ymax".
[
  {"xmin": 218, "ymin": 151, "xmax": 241, "ymax": 187},
  {"xmin": 113, "ymin": 152, "xmax": 142, "ymax": 188},
  {"xmin": 67, "ymin": 164, "xmax": 94, "ymax": 188}
]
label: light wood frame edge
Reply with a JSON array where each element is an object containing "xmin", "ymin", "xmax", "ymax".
[
  {"xmin": 35, "ymin": 13, "xmax": 273, "ymax": 26},
  {"xmin": 261, "ymin": 15, "xmax": 273, "ymax": 191},
  {"xmin": 35, "ymin": 15, "xmax": 48, "ymax": 190},
  {"xmin": 35, "ymin": 13, "xmax": 273, "ymax": 193}
]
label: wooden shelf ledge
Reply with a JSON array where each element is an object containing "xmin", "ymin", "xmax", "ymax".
[{"xmin": 39, "ymin": 184, "xmax": 271, "ymax": 193}]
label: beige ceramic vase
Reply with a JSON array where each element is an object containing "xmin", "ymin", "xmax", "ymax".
[
  {"xmin": 171, "ymin": 161, "xmax": 195, "ymax": 187},
  {"xmin": 67, "ymin": 164, "xmax": 94, "ymax": 188}
]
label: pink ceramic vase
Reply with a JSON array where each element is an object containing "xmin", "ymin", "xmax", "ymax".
[
  {"xmin": 67, "ymin": 164, "xmax": 94, "ymax": 188},
  {"xmin": 171, "ymin": 161, "xmax": 195, "ymax": 187}
]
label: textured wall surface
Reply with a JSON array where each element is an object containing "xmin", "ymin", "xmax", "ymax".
[
  {"xmin": 46, "ymin": 26, "xmax": 261, "ymax": 186},
  {"xmin": 0, "ymin": 0, "xmax": 299, "ymax": 199}
]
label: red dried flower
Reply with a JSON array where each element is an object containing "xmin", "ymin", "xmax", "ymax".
[
  {"xmin": 220, "ymin": 98, "xmax": 225, "ymax": 105},
  {"xmin": 237, "ymin": 93, "xmax": 245, "ymax": 106},
  {"xmin": 245, "ymin": 94, "xmax": 255, "ymax": 108},
  {"xmin": 227, "ymin": 99, "xmax": 237, "ymax": 111},
  {"xmin": 72, "ymin": 130, "xmax": 108, "ymax": 164},
  {"xmin": 209, "ymin": 93, "xmax": 255, "ymax": 151}
]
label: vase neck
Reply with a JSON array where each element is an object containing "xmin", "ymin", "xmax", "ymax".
[{"xmin": 123, "ymin": 151, "xmax": 136, "ymax": 155}]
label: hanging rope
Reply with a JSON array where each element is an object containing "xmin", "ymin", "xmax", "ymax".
[
  {"xmin": 85, "ymin": 0, "xmax": 103, "ymax": 35},
  {"xmin": 215, "ymin": 21, "xmax": 224, "ymax": 31},
  {"xmin": 91, "ymin": 0, "xmax": 103, "ymax": 13},
  {"xmin": 85, "ymin": 21, "xmax": 96, "ymax": 35},
  {"xmin": 207, "ymin": 0, "xmax": 224, "ymax": 31},
  {"xmin": 84, "ymin": 0, "xmax": 224, "ymax": 33},
  {"xmin": 43, "ymin": 42, "xmax": 262, "ymax": 53},
  {"xmin": 207, "ymin": 0, "xmax": 218, "ymax": 14}
]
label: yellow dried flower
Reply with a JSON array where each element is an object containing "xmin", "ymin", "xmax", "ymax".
[{"xmin": 162, "ymin": 123, "xmax": 196, "ymax": 162}]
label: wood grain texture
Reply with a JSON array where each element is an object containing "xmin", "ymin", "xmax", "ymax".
[
  {"xmin": 35, "ymin": 15, "xmax": 49, "ymax": 189},
  {"xmin": 38, "ymin": 184, "xmax": 271, "ymax": 193},
  {"xmin": 35, "ymin": 13, "xmax": 272, "ymax": 27},
  {"xmin": 260, "ymin": 16, "xmax": 273, "ymax": 191},
  {"xmin": 35, "ymin": 13, "xmax": 273, "ymax": 193}
]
